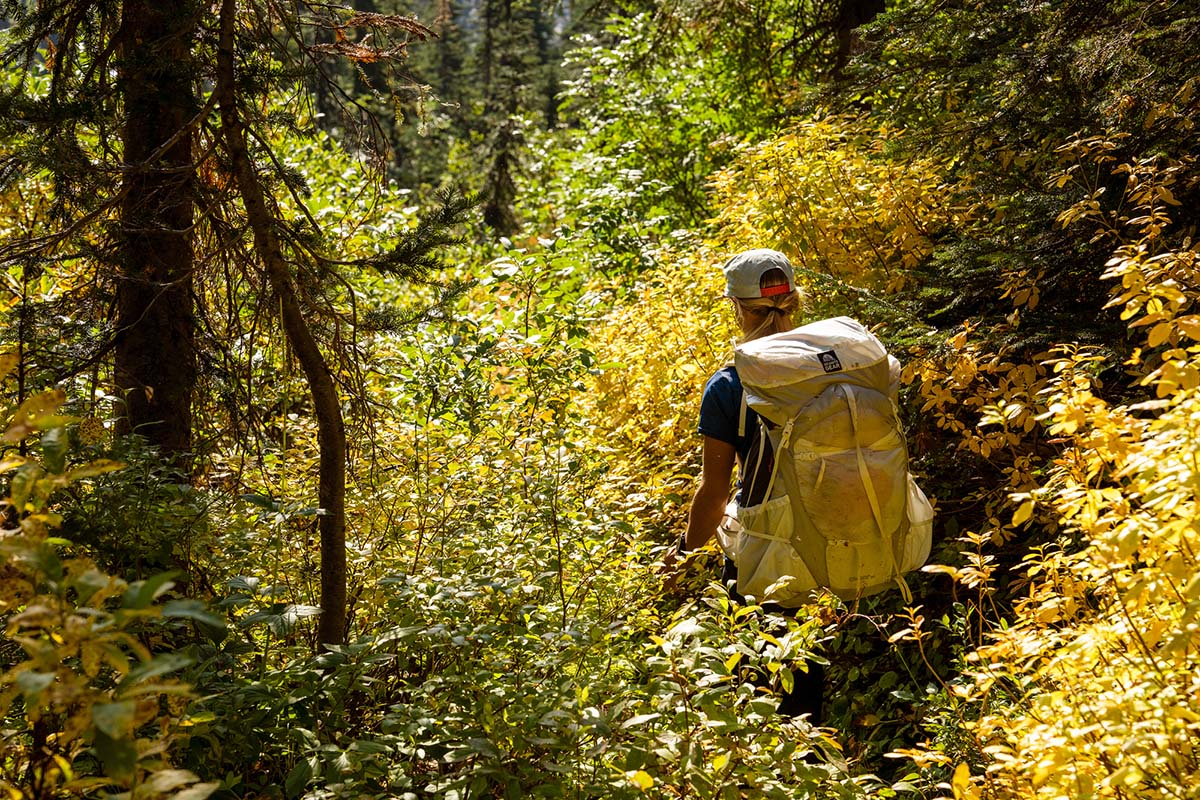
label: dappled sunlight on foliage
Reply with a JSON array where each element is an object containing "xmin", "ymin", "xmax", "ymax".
[
  {"xmin": 707, "ymin": 117, "xmax": 954, "ymax": 296},
  {"xmin": 938, "ymin": 349, "xmax": 1200, "ymax": 799},
  {"xmin": 581, "ymin": 247, "xmax": 734, "ymax": 532},
  {"xmin": 891, "ymin": 126, "xmax": 1200, "ymax": 796},
  {"xmin": 3, "ymin": 0, "xmax": 1200, "ymax": 796},
  {"xmin": 0, "ymin": 377, "xmax": 221, "ymax": 798}
]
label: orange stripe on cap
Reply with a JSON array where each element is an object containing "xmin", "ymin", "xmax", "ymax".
[{"xmin": 760, "ymin": 283, "xmax": 791, "ymax": 297}]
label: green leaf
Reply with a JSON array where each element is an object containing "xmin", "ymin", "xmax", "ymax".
[
  {"xmin": 124, "ymin": 572, "xmax": 178, "ymax": 609},
  {"xmin": 241, "ymin": 493, "xmax": 279, "ymax": 512},
  {"xmin": 283, "ymin": 758, "xmax": 314, "ymax": 800},
  {"xmin": 94, "ymin": 729, "xmax": 138, "ymax": 782},
  {"xmin": 92, "ymin": 700, "xmax": 136, "ymax": 738},
  {"xmin": 163, "ymin": 600, "xmax": 228, "ymax": 640},
  {"xmin": 467, "ymin": 738, "xmax": 501, "ymax": 758},
  {"xmin": 779, "ymin": 667, "xmax": 795, "ymax": 694},
  {"xmin": 620, "ymin": 713, "xmax": 661, "ymax": 729},
  {"xmin": 40, "ymin": 427, "xmax": 68, "ymax": 474},
  {"xmin": 9, "ymin": 462, "xmax": 44, "ymax": 510},
  {"xmin": 376, "ymin": 625, "xmax": 425, "ymax": 644},
  {"xmin": 120, "ymin": 652, "xmax": 194, "ymax": 688},
  {"xmin": 16, "ymin": 670, "xmax": 55, "ymax": 700},
  {"xmin": 72, "ymin": 569, "xmax": 115, "ymax": 605},
  {"xmin": 30, "ymin": 542, "xmax": 64, "ymax": 582},
  {"xmin": 242, "ymin": 604, "xmax": 322, "ymax": 636},
  {"xmin": 228, "ymin": 575, "xmax": 261, "ymax": 593}
]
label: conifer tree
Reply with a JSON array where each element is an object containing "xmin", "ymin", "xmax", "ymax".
[
  {"xmin": 0, "ymin": 0, "xmax": 467, "ymax": 646},
  {"xmin": 114, "ymin": 0, "xmax": 198, "ymax": 457}
]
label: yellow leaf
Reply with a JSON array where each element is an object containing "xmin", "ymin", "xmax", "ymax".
[
  {"xmin": 0, "ymin": 352, "xmax": 17, "ymax": 383},
  {"xmin": 0, "ymin": 455, "xmax": 27, "ymax": 474},
  {"xmin": 1012, "ymin": 501, "xmax": 1034, "ymax": 526},
  {"xmin": 1175, "ymin": 315, "xmax": 1200, "ymax": 340},
  {"xmin": 64, "ymin": 460, "xmax": 126, "ymax": 481},
  {"xmin": 627, "ymin": 770, "xmax": 654, "ymax": 791},
  {"xmin": 712, "ymin": 752, "xmax": 729, "ymax": 771},
  {"xmin": 1147, "ymin": 322, "xmax": 1173, "ymax": 348},
  {"xmin": 3, "ymin": 389, "xmax": 67, "ymax": 443},
  {"xmin": 952, "ymin": 763, "xmax": 978, "ymax": 800},
  {"xmin": 82, "ymin": 642, "xmax": 102, "ymax": 677},
  {"xmin": 758, "ymin": 630, "xmax": 783, "ymax": 648}
]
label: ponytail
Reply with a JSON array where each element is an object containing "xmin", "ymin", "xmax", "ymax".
[{"xmin": 733, "ymin": 289, "xmax": 802, "ymax": 341}]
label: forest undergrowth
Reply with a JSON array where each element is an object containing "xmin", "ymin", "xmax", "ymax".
[{"xmin": 3, "ymin": 0, "xmax": 1200, "ymax": 798}]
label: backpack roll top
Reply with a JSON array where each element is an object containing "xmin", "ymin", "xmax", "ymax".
[
  {"xmin": 735, "ymin": 317, "xmax": 890, "ymax": 388},
  {"xmin": 737, "ymin": 317, "xmax": 893, "ymax": 426}
]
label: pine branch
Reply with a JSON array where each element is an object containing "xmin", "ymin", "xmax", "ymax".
[{"xmin": 355, "ymin": 187, "xmax": 478, "ymax": 280}]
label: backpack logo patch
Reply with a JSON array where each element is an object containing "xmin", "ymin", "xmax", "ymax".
[{"xmin": 818, "ymin": 350, "xmax": 843, "ymax": 373}]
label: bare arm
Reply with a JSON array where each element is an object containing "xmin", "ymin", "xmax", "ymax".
[{"xmin": 684, "ymin": 436, "xmax": 737, "ymax": 550}]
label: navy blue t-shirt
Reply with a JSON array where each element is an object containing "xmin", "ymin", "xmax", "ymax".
[{"xmin": 697, "ymin": 365, "xmax": 760, "ymax": 469}]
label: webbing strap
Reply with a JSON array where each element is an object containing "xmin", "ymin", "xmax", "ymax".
[
  {"xmin": 844, "ymin": 385, "xmax": 912, "ymax": 604},
  {"xmin": 742, "ymin": 421, "xmax": 769, "ymax": 506},
  {"xmin": 737, "ymin": 392, "xmax": 748, "ymax": 439},
  {"xmin": 741, "ymin": 527, "xmax": 792, "ymax": 544},
  {"xmin": 760, "ymin": 417, "xmax": 794, "ymax": 507}
]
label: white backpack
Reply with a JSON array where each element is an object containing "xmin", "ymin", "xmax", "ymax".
[{"xmin": 720, "ymin": 316, "xmax": 933, "ymax": 605}]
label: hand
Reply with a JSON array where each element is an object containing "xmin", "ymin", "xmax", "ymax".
[
  {"xmin": 658, "ymin": 544, "xmax": 685, "ymax": 592},
  {"xmin": 658, "ymin": 543, "xmax": 683, "ymax": 574}
]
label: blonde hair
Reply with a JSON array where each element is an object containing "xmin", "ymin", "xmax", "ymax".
[{"xmin": 733, "ymin": 291, "xmax": 802, "ymax": 340}]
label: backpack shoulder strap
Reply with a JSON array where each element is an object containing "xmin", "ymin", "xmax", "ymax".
[
  {"xmin": 744, "ymin": 416, "xmax": 794, "ymax": 510},
  {"xmin": 737, "ymin": 391, "xmax": 748, "ymax": 439}
]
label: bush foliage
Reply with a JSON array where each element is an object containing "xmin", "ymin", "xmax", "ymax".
[{"xmin": 2, "ymin": 0, "xmax": 1199, "ymax": 798}]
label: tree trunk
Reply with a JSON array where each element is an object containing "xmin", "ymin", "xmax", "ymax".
[
  {"xmin": 481, "ymin": 0, "xmax": 520, "ymax": 237},
  {"xmin": 309, "ymin": 3, "xmax": 339, "ymax": 130},
  {"xmin": 114, "ymin": 0, "xmax": 197, "ymax": 458},
  {"xmin": 435, "ymin": 0, "xmax": 463, "ymax": 101},
  {"xmin": 217, "ymin": 0, "xmax": 348, "ymax": 646},
  {"xmin": 832, "ymin": 0, "xmax": 885, "ymax": 83}
]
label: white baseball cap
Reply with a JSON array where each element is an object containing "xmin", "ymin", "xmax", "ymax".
[{"xmin": 721, "ymin": 249, "xmax": 796, "ymax": 299}]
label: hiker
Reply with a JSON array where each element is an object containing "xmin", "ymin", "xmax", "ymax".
[
  {"xmin": 666, "ymin": 247, "xmax": 825, "ymax": 721},
  {"xmin": 663, "ymin": 248, "xmax": 934, "ymax": 722}
]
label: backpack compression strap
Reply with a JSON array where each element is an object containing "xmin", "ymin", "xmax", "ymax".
[{"xmin": 843, "ymin": 385, "xmax": 913, "ymax": 604}]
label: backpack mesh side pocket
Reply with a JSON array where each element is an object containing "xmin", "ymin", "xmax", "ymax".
[{"xmin": 737, "ymin": 495, "xmax": 818, "ymax": 604}]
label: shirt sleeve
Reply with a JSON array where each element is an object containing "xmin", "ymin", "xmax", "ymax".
[{"xmin": 697, "ymin": 368, "xmax": 741, "ymax": 447}]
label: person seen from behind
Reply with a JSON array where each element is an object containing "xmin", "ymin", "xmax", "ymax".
[{"xmin": 663, "ymin": 247, "xmax": 824, "ymax": 722}]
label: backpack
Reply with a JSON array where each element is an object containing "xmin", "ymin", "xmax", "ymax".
[{"xmin": 723, "ymin": 316, "xmax": 933, "ymax": 605}]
